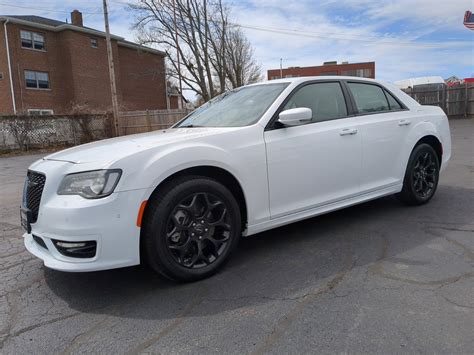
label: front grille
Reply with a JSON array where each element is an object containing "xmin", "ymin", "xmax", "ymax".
[{"xmin": 23, "ymin": 171, "xmax": 46, "ymax": 223}]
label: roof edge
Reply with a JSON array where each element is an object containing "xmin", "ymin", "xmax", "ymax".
[
  {"xmin": 0, "ymin": 16, "xmax": 165, "ymax": 56},
  {"xmin": 117, "ymin": 41, "xmax": 166, "ymax": 56},
  {"xmin": 0, "ymin": 16, "xmax": 123, "ymax": 40},
  {"xmin": 267, "ymin": 61, "xmax": 376, "ymax": 72}
]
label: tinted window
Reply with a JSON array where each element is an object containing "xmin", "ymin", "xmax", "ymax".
[
  {"xmin": 348, "ymin": 82, "xmax": 389, "ymax": 113},
  {"xmin": 283, "ymin": 82, "xmax": 347, "ymax": 122},
  {"xmin": 385, "ymin": 90, "xmax": 403, "ymax": 110}
]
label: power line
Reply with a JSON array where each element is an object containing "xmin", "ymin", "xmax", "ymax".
[
  {"xmin": 116, "ymin": 1, "xmax": 470, "ymax": 48},
  {"xmin": 83, "ymin": 7, "xmax": 105, "ymax": 20},
  {"xmin": 0, "ymin": 3, "xmax": 100, "ymax": 15},
  {"xmin": 125, "ymin": 6, "xmax": 469, "ymax": 49},
  {"xmin": 2, "ymin": 1, "xmax": 468, "ymax": 49},
  {"xmin": 231, "ymin": 22, "xmax": 470, "ymax": 48},
  {"xmin": 236, "ymin": 23, "xmax": 424, "ymax": 41},
  {"xmin": 108, "ymin": 0, "xmax": 131, "ymax": 5}
]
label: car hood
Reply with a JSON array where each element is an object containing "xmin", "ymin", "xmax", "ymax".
[{"xmin": 44, "ymin": 127, "xmax": 237, "ymax": 164}]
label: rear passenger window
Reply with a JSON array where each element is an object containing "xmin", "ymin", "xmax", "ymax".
[
  {"xmin": 385, "ymin": 90, "xmax": 403, "ymax": 110},
  {"xmin": 348, "ymin": 82, "xmax": 389, "ymax": 113},
  {"xmin": 283, "ymin": 82, "xmax": 348, "ymax": 122}
]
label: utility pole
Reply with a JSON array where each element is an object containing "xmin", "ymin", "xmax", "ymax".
[
  {"xmin": 103, "ymin": 0, "xmax": 120, "ymax": 136},
  {"xmin": 173, "ymin": 0, "xmax": 184, "ymax": 110},
  {"xmin": 164, "ymin": 62, "xmax": 171, "ymax": 110},
  {"xmin": 280, "ymin": 58, "xmax": 283, "ymax": 79}
]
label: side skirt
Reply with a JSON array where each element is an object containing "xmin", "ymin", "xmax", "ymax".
[{"xmin": 244, "ymin": 184, "xmax": 402, "ymax": 236}]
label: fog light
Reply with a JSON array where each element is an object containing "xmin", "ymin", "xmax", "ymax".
[
  {"xmin": 55, "ymin": 242, "xmax": 86, "ymax": 248},
  {"xmin": 52, "ymin": 239, "xmax": 97, "ymax": 258}
]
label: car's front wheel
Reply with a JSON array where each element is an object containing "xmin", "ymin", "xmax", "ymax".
[
  {"xmin": 142, "ymin": 176, "xmax": 241, "ymax": 282},
  {"xmin": 397, "ymin": 143, "xmax": 440, "ymax": 205}
]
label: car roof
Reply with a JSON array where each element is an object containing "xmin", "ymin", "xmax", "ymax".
[
  {"xmin": 244, "ymin": 76, "xmax": 420, "ymax": 109},
  {"xmin": 249, "ymin": 76, "xmax": 379, "ymax": 86}
]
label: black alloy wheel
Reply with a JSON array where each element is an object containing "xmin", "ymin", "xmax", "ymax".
[
  {"xmin": 143, "ymin": 176, "xmax": 241, "ymax": 282},
  {"xmin": 397, "ymin": 143, "xmax": 440, "ymax": 205},
  {"xmin": 166, "ymin": 192, "xmax": 231, "ymax": 269},
  {"xmin": 411, "ymin": 151, "xmax": 437, "ymax": 199}
]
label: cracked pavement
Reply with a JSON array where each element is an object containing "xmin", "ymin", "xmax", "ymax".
[{"xmin": 0, "ymin": 119, "xmax": 473, "ymax": 354}]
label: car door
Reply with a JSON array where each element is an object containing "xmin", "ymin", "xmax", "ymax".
[
  {"xmin": 264, "ymin": 81, "xmax": 362, "ymax": 219},
  {"xmin": 345, "ymin": 81, "xmax": 413, "ymax": 193}
]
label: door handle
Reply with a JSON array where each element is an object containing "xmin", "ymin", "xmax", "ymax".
[
  {"xmin": 398, "ymin": 119, "xmax": 411, "ymax": 126},
  {"xmin": 339, "ymin": 128, "xmax": 358, "ymax": 136}
]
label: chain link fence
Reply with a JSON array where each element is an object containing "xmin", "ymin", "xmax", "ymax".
[{"xmin": 0, "ymin": 114, "xmax": 113, "ymax": 153}]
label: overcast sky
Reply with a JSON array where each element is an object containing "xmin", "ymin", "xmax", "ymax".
[{"xmin": 2, "ymin": 0, "xmax": 473, "ymax": 86}]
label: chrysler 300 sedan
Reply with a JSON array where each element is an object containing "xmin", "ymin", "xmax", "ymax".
[{"xmin": 22, "ymin": 77, "xmax": 451, "ymax": 281}]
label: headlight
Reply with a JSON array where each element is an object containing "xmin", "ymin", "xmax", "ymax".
[{"xmin": 57, "ymin": 169, "xmax": 122, "ymax": 199}]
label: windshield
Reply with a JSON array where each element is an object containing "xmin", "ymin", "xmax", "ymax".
[{"xmin": 175, "ymin": 83, "xmax": 289, "ymax": 128}]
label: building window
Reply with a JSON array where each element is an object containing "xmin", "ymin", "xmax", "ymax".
[
  {"xmin": 25, "ymin": 71, "xmax": 50, "ymax": 89},
  {"xmin": 20, "ymin": 31, "xmax": 32, "ymax": 48},
  {"xmin": 90, "ymin": 38, "xmax": 98, "ymax": 48},
  {"xmin": 341, "ymin": 69, "xmax": 372, "ymax": 78},
  {"xmin": 21, "ymin": 30, "xmax": 45, "ymax": 50},
  {"xmin": 27, "ymin": 109, "xmax": 54, "ymax": 116},
  {"xmin": 0, "ymin": 72, "xmax": 3, "ymax": 80}
]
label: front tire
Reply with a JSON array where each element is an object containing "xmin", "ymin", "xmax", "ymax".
[
  {"xmin": 397, "ymin": 143, "xmax": 440, "ymax": 205},
  {"xmin": 143, "ymin": 176, "xmax": 241, "ymax": 282}
]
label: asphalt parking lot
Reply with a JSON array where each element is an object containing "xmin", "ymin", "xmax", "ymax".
[{"xmin": 0, "ymin": 119, "xmax": 473, "ymax": 354}]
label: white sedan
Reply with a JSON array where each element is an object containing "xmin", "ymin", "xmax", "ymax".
[{"xmin": 21, "ymin": 77, "xmax": 451, "ymax": 281}]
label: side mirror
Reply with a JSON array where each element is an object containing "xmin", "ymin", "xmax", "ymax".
[{"xmin": 278, "ymin": 108, "xmax": 312, "ymax": 126}]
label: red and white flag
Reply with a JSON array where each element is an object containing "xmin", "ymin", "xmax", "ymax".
[{"xmin": 464, "ymin": 10, "xmax": 474, "ymax": 30}]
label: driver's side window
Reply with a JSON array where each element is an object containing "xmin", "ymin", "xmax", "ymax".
[{"xmin": 283, "ymin": 82, "xmax": 348, "ymax": 122}]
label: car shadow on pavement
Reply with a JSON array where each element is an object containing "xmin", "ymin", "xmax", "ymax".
[{"xmin": 44, "ymin": 184, "xmax": 474, "ymax": 322}]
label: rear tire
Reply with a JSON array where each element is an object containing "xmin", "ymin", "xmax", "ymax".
[
  {"xmin": 142, "ymin": 176, "xmax": 241, "ymax": 282},
  {"xmin": 397, "ymin": 143, "xmax": 440, "ymax": 206}
]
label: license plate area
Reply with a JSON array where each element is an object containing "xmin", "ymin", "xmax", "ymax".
[{"xmin": 20, "ymin": 207, "xmax": 32, "ymax": 233}]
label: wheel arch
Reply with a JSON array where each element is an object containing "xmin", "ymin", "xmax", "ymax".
[
  {"xmin": 413, "ymin": 135, "xmax": 443, "ymax": 165},
  {"xmin": 141, "ymin": 165, "xmax": 248, "ymax": 234}
]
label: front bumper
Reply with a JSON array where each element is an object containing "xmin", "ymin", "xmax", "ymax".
[
  {"xmin": 25, "ymin": 233, "xmax": 126, "ymax": 272},
  {"xmin": 23, "ymin": 159, "xmax": 148, "ymax": 272}
]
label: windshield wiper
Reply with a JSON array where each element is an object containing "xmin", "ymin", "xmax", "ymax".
[{"xmin": 178, "ymin": 124, "xmax": 204, "ymax": 128}]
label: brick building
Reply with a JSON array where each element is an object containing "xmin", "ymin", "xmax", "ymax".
[
  {"xmin": 0, "ymin": 11, "xmax": 177, "ymax": 115},
  {"xmin": 268, "ymin": 61, "xmax": 375, "ymax": 81}
]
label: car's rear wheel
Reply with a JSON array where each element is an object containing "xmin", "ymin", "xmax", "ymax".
[
  {"xmin": 397, "ymin": 143, "xmax": 440, "ymax": 205},
  {"xmin": 143, "ymin": 176, "xmax": 241, "ymax": 282}
]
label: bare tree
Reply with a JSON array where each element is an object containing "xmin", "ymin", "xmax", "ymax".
[
  {"xmin": 224, "ymin": 27, "xmax": 262, "ymax": 89},
  {"xmin": 130, "ymin": 0, "xmax": 262, "ymax": 102}
]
